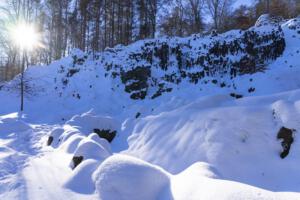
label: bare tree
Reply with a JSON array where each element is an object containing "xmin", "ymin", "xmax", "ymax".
[
  {"xmin": 187, "ymin": 0, "xmax": 204, "ymax": 33},
  {"xmin": 206, "ymin": 0, "xmax": 235, "ymax": 31}
]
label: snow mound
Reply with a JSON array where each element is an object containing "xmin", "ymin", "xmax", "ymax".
[
  {"xmin": 70, "ymin": 138, "xmax": 111, "ymax": 169},
  {"xmin": 177, "ymin": 162, "xmax": 221, "ymax": 179},
  {"xmin": 87, "ymin": 133, "xmax": 112, "ymax": 153},
  {"xmin": 47, "ymin": 127, "xmax": 64, "ymax": 147},
  {"xmin": 66, "ymin": 111, "xmax": 119, "ymax": 135},
  {"xmin": 57, "ymin": 125, "xmax": 81, "ymax": 148},
  {"xmin": 282, "ymin": 17, "xmax": 300, "ymax": 30},
  {"xmin": 255, "ymin": 14, "xmax": 284, "ymax": 27},
  {"xmin": 48, "ymin": 112, "xmax": 118, "ymax": 150},
  {"xmin": 59, "ymin": 134, "xmax": 84, "ymax": 153},
  {"xmin": 93, "ymin": 154, "xmax": 171, "ymax": 200},
  {"xmin": 172, "ymin": 162, "xmax": 299, "ymax": 200},
  {"xmin": 64, "ymin": 159, "xmax": 100, "ymax": 194}
]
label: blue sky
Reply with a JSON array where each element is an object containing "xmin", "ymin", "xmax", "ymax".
[{"xmin": 234, "ymin": 0, "xmax": 254, "ymax": 8}]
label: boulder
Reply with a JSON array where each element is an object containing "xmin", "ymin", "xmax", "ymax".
[
  {"xmin": 277, "ymin": 127, "xmax": 295, "ymax": 159},
  {"xmin": 93, "ymin": 129, "xmax": 116, "ymax": 143}
]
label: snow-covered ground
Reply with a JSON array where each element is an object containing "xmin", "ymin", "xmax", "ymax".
[{"xmin": 0, "ymin": 15, "xmax": 300, "ymax": 199}]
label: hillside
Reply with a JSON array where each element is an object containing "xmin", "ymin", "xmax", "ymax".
[{"xmin": 0, "ymin": 15, "xmax": 300, "ymax": 199}]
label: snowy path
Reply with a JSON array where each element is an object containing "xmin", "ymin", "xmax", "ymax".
[
  {"xmin": 0, "ymin": 121, "xmax": 96, "ymax": 200},
  {"xmin": 0, "ymin": 123, "xmax": 47, "ymax": 199}
]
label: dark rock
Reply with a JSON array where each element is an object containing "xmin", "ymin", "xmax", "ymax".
[
  {"xmin": 47, "ymin": 136, "xmax": 53, "ymax": 146},
  {"xmin": 230, "ymin": 93, "xmax": 243, "ymax": 99},
  {"xmin": 72, "ymin": 156, "xmax": 84, "ymax": 169},
  {"xmin": 93, "ymin": 129, "xmax": 117, "ymax": 143},
  {"xmin": 67, "ymin": 69, "xmax": 80, "ymax": 77},
  {"xmin": 121, "ymin": 67, "xmax": 151, "ymax": 100},
  {"xmin": 135, "ymin": 112, "xmax": 141, "ymax": 119},
  {"xmin": 62, "ymin": 78, "xmax": 68, "ymax": 86},
  {"xmin": 130, "ymin": 91, "xmax": 147, "ymax": 100},
  {"xmin": 248, "ymin": 87, "xmax": 255, "ymax": 93},
  {"xmin": 151, "ymin": 83, "xmax": 173, "ymax": 99},
  {"xmin": 277, "ymin": 127, "xmax": 295, "ymax": 159}
]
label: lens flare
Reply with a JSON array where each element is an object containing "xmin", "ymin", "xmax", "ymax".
[{"xmin": 10, "ymin": 22, "xmax": 41, "ymax": 51}]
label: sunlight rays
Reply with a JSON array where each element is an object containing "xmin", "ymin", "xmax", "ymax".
[{"xmin": 9, "ymin": 22, "xmax": 42, "ymax": 51}]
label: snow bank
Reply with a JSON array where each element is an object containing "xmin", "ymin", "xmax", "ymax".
[
  {"xmin": 171, "ymin": 162, "xmax": 300, "ymax": 200},
  {"xmin": 125, "ymin": 93, "xmax": 300, "ymax": 192},
  {"xmin": 64, "ymin": 159, "xmax": 100, "ymax": 194},
  {"xmin": 93, "ymin": 154, "xmax": 171, "ymax": 200}
]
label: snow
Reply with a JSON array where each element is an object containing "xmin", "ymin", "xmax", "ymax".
[
  {"xmin": 70, "ymin": 138, "xmax": 111, "ymax": 168},
  {"xmin": 64, "ymin": 159, "xmax": 100, "ymax": 194},
  {"xmin": 125, "ymin": 93, "xmax": 300, "ymax": 192},
  {"xmin": 93, "ymin": 154, "xmax": 171, "ymax": 200},
  {"xmin": 171, "ymin": 162, "xmax": 300, "ymax": 200},
  {"xmin": 0, "ymin": 16, "xmax": 300, "ymax": 199},
  {"xmin": 66, "ymin": 112, "xmax": 119, "ymax": 135}
]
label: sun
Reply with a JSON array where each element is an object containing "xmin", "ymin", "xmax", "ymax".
[{"xmin": 10, "ymin": 22, "xmax": 41, "ymax": 51}]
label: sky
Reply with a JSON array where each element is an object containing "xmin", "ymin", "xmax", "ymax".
[{"xmin": 234, "ymin": 0, "xmax": 254, "ymax": 8}]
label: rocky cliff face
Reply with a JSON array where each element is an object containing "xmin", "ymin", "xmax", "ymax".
[
  {"xmin": 96, "ymin": 21, "xmax": 285, "ymax": 100},
  {"xmin": 42, "ymin": 15, "xmax": 300, "ymax": 103}
]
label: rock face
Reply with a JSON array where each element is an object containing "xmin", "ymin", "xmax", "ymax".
[
  {"xmin": 102, "ymin": 20, "xmax": 285, "ymax": 100},
  {"xmin": 277, "ymin": 127, "xmax": 294, "ymax": 159},
  {"xmin": 121, "ymin": 67, "xmax": 151, "ymax": 100},
  {"xmin": 53, "ymin": 15, "xmax": 287, "ymax": 101}
]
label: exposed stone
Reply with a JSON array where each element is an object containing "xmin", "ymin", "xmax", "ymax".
[
  {"xmin": 72, "ymin": 156, "xmax": 84, "ymax": 169},
  {"xmin": 277, "ymin": 127, "xmax": 295, "ymax": 159},
  {"xmin": 47, "ymin": 136, "xmax": 54, "ymax": 146},
  {"xmin": 93, "ymin": 129, "xmax": 116, "ymax": 143}
]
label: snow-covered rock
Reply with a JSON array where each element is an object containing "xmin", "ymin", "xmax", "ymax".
[
  {"xmin": 47, "ymin": 127, "xmax": 64, "ymax": 147},
  {"xmin": 58, "ymin": 125, "xmax": 81, "ymax": 145},
  {"xmin": 66, "ymin": 112, "xmax": 119, "ymax": 135},
  {"xmin": 87, "ymin": 133, "xmax": 112, "ymax": 153},
  {"xmin": 70, "ymin": 138, "xmax": 111, "ymax": 169},
  {"xmin": 93, "ymin": 154, "xmax": 171, "ymax": 200},
  {"xmin": 255, "ymin": 14, "xmax": 284, "ymax": 27},
  {"xmin": 64, "ymin": 159, "xmax": 100, "ymax": 194},
  {"xmin": 59, "ymin": 134, "xmax": 85, "ymax": 153}
]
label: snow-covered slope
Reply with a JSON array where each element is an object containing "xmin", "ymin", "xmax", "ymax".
[{"xmin": 0, "ymin": 15, "xmax": 300, "ymax": 199}]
